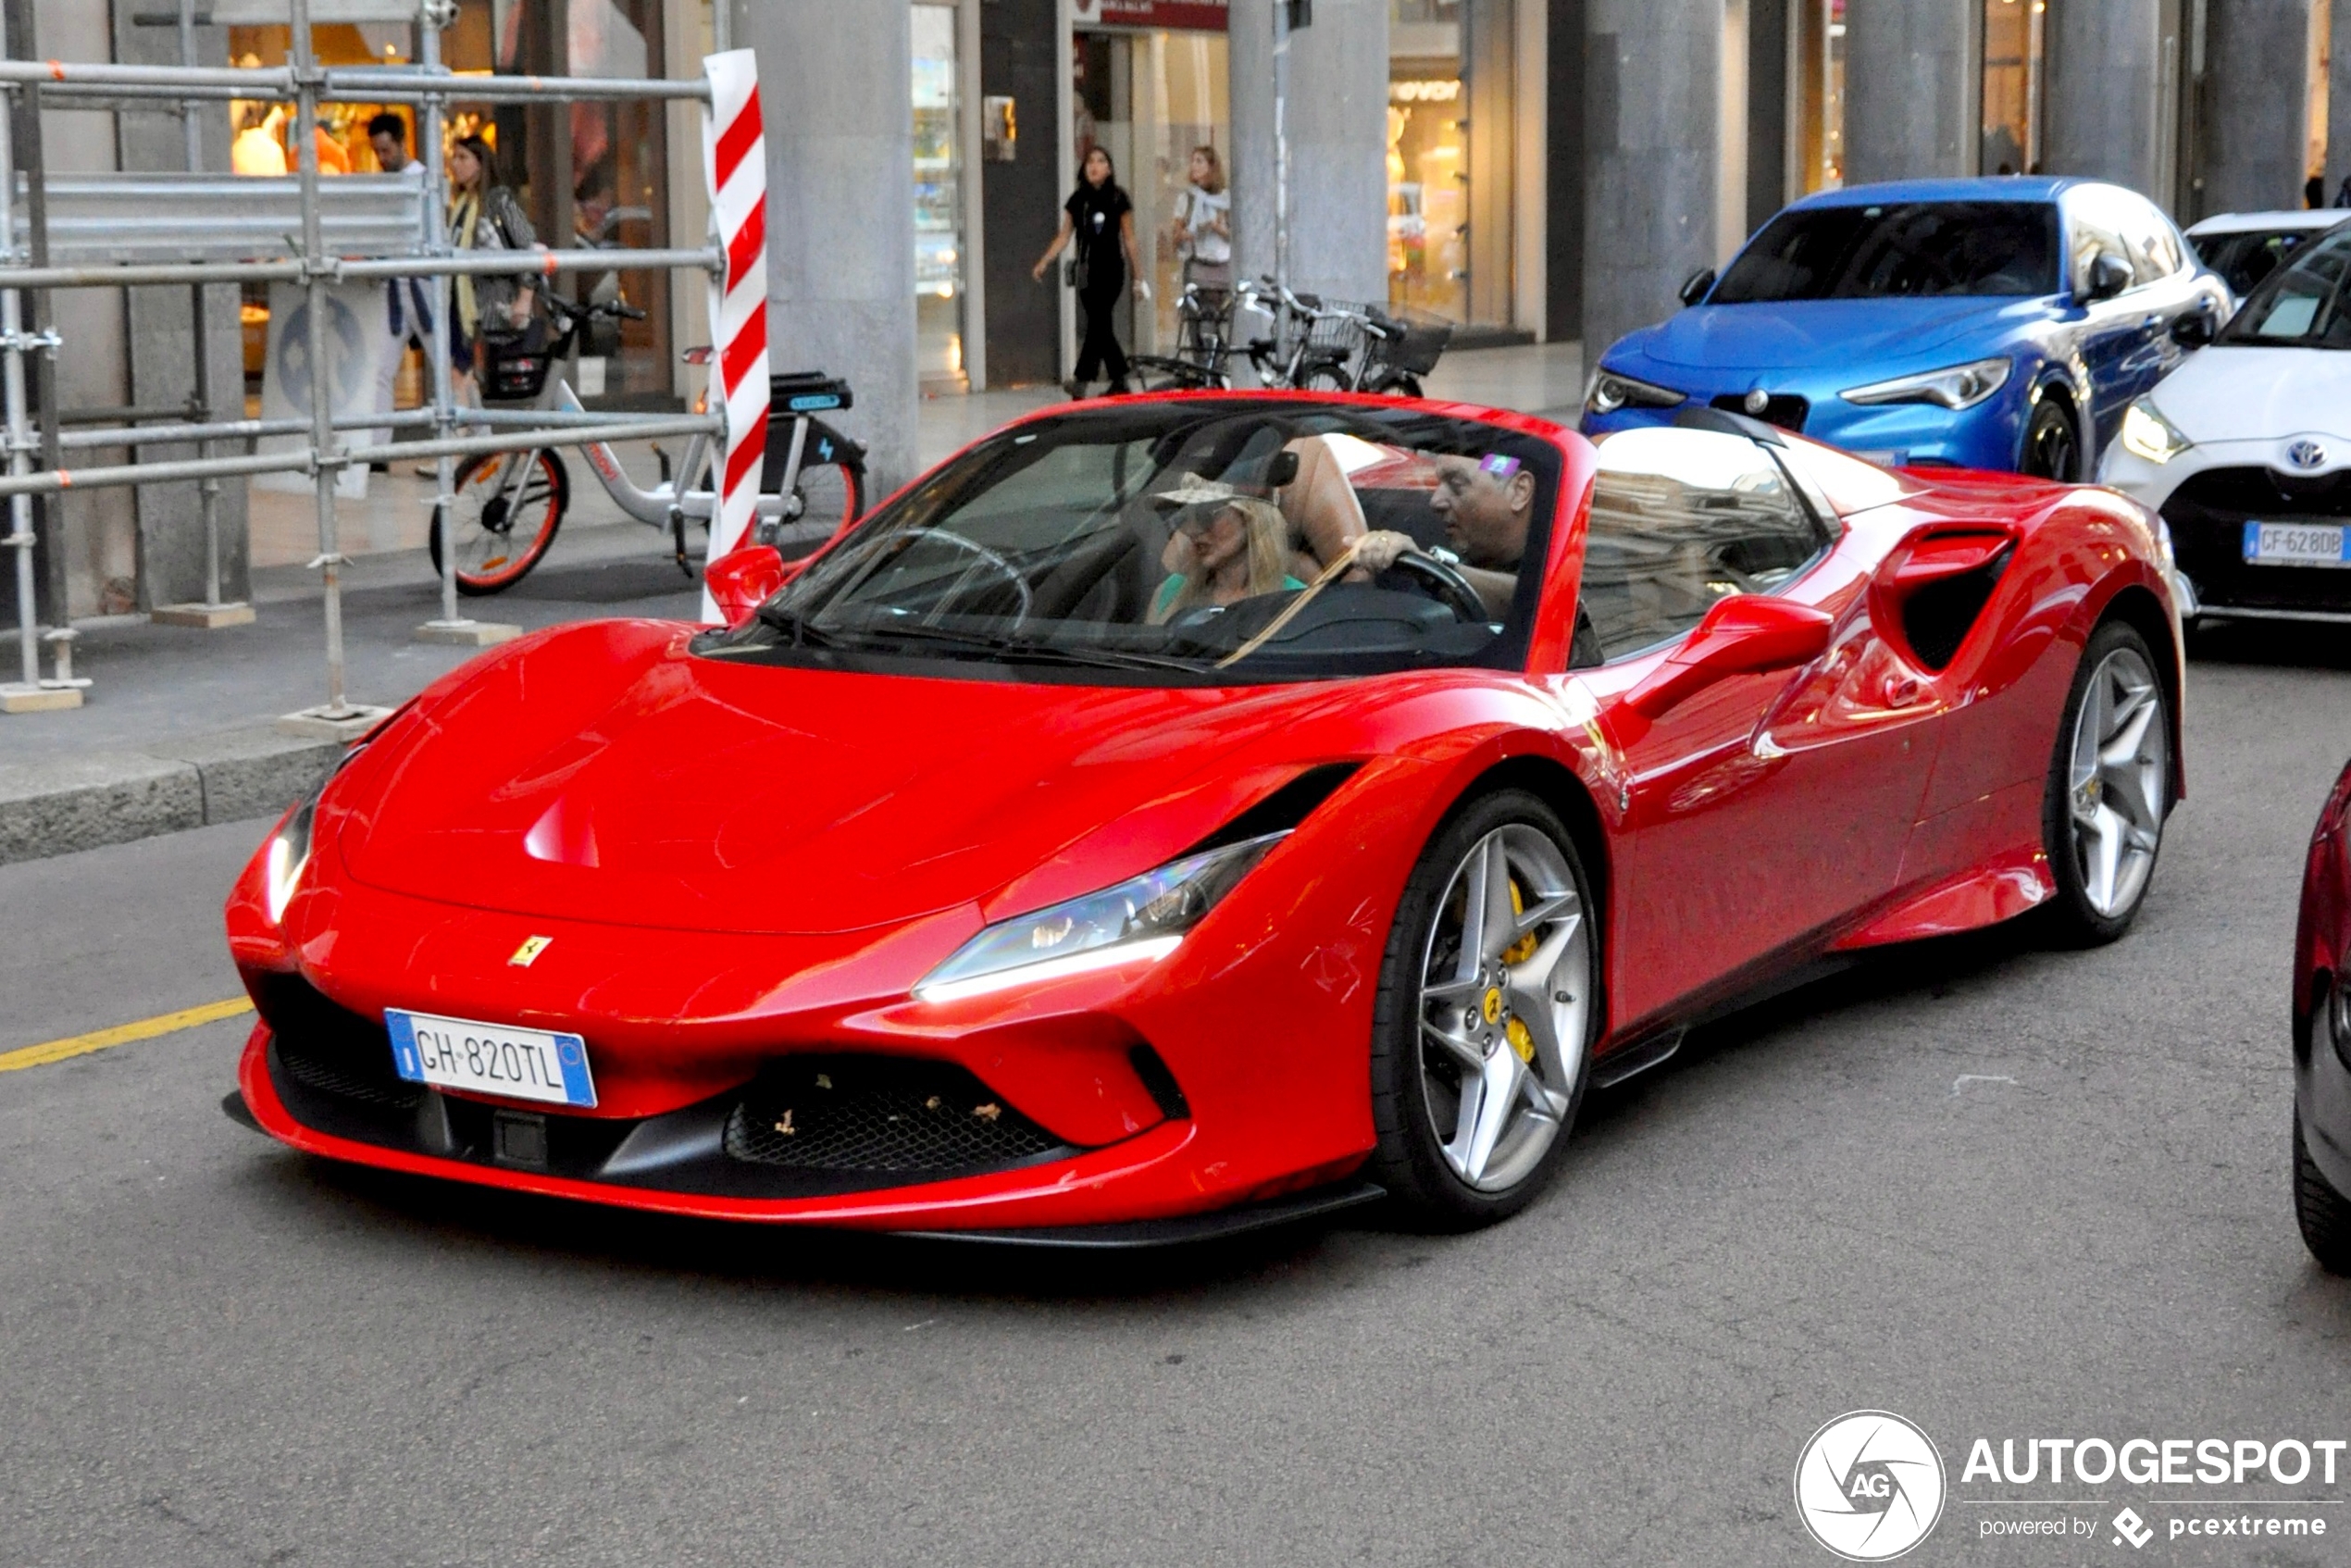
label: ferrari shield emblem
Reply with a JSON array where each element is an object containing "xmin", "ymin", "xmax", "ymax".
[{"xmin": 508, "ymin": 935, "xmax": 554, "ymax": 968}]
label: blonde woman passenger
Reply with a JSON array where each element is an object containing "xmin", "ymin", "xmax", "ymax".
[{"xmin": 1151, "ymin": 481, "xmax": 1307, "ymax": 624}]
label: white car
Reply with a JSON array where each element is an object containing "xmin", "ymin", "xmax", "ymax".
[
  {"xmin": 2099, "ymin": 218, "xmax": 2351, "ymax": 626},
  {"xmin": 2184, "ymin": 208, "xmax": 2346, "ymax": 300}
]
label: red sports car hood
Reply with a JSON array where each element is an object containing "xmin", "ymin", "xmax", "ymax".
[{"xmin": 340, "ymin": 620, "xmax": 1365, "ymax": 937}]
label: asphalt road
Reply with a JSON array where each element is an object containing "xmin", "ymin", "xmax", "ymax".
[{"xmin": 6, "ymin": 621, "xmax": 2351, "ymax": 1568}]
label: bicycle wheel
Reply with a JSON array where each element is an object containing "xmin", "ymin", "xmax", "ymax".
[
  {"xmin": 784, "ymin": 454, "xmax": 864, "ymax": 556},
  {"xmin": 429, "ymin": 448, "xmax": 569, "ymax": 595},
  {"xmin": 1300, "ymin": 361, "xmax": 1353, "ymax": 392}
]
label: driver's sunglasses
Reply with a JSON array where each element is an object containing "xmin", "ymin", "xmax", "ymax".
[{"xmin": 1174, "ymin": 505, "xmax": 1228, "ymax": 535}]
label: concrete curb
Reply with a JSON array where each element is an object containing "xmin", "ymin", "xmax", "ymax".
[{"xmin": 0, "ymin": 724, "xmax": 342, "ymax": 866}]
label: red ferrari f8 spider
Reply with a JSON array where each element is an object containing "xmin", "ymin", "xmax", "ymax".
[{"xmin": 225, "ymin": 396, "xmax": 2183, "ymax": 1235}]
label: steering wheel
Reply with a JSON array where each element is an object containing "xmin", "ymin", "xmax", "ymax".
[
  {"xmin": 900, "ymin": 528, "xmax": 1033, "ymax": 627},
  {"xmin": 1386, "ymin": 551, "xmax": 1491, "ymax": 624}
]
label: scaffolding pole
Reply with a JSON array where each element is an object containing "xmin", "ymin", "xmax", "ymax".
[{"xmin": 0, "ymin": 3, "xmax": 730, "ymax": 723}]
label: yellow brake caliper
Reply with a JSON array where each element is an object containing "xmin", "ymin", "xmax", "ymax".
[{"xmin": 1501, "ymin": 880, "xmax": 1537, "ymax": 1064}]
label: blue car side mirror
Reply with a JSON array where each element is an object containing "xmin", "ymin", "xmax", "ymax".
[
  {"xmin": 2080, "ymin": 252, "xmax": 2133, "ymax": 305},
  {"xmin": 1678, "ymin": 268, "xmax": 1717, "ymax": 308}
]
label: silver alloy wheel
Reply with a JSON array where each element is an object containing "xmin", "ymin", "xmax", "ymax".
[
  {"xmin": 2065, "ymin": 643, "xmax": 2167, "ymax": 918},
  {"xmin": 1415, "ymin": 824, "xmax": 1591, "ymax": 1193}
]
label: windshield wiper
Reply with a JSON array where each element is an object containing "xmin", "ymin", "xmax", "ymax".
[
  {"xmin": 753, "ymin": 601, "xmax": 847, "ymax": 649},
  {"xmin": 824, "ymin": 619, "xmax": 1206, "ymax": 672}
]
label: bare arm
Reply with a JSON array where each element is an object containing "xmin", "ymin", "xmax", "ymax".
[{"xmin": 1032, "ymin": 213, "xmax": 1075, "ymax": 281}]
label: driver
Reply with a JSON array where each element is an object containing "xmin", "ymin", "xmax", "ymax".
[{"xmin": 1353, "ymin": 453, "xmax": 1536, "ymax": 618}]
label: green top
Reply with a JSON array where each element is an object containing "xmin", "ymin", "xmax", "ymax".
[{"xmin": 1152, "ymin": 572, "xmax": 1309, "ymax": 619}]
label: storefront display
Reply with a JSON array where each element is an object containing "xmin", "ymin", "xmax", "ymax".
[{"xmin": 1073, "ymin": 22, "xmax": 1229, "ymax": 355}]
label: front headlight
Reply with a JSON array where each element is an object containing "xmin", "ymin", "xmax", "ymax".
[
  {"xmin": 264, "ymin": 798, "xmax": 317, "ymax": 924},
  {"xmin": 1839, "ymin": 356, "xmax": 2012, "ymax": 411},
  {"xmin": 915, "ymin": 831, "xmax": 1287, "ymax": 1002},
  {"xmin": 2120, "ymin": 398, "xmax": 2194, "ymax": 465},
  {"xmin": 1584, "ymin": 367, "xmax": 1687, "ymax": 416},
  {"xmin": 262, "ymin": 737, "xmax": 376, "ymax": 924}
]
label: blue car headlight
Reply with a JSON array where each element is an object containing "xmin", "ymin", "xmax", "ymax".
[
  {"xmin": 1840, "ymin": 356, "xmax": 2012, "ymax": 412},
  {"xmin": 1585, "ymin": 367, "xmax": 1687, "ymax": 417},
  {"xmin": 916, "ymin": 831, "xmax": 1287, "ymax": 1002}
]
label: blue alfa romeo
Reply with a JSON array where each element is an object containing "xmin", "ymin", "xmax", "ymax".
[{"xmin": 1581, "ymin": 177, "xmax": 2230, "ymax": 480}]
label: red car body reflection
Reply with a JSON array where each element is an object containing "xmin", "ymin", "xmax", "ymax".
[{"xmin": 225, "ymin": 395, "xmax": 2183, "ymax": 1236}]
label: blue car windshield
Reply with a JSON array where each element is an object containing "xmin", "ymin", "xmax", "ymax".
[{"xmin": 1710, "ymin": 202, "xmax": 2060, "ymax": 303}]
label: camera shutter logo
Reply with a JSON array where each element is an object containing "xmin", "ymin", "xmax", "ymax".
[{"xmin": 1794, "ymin": 1411, "xmax": 1947, "ymax": 1561}]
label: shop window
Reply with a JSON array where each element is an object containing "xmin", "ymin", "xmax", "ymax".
[
  {"xmin": 1981, "ymin": 0, "xmax": 2047, "ymax": 177},
  {"xmin": 1388, "ymin": 0, "xmax": 1511, "ymax": 328}
]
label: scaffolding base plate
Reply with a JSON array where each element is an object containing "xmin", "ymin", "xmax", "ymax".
[
  {"xmin": 150, "ymin": 602, "xmax": 257, "ymax": 629},
  {"xmin": 274, "ymin": 704, "xmax": 392, "ymax": 741},
  {"xmin": 0, "ymin": 684, "xmax": 83, "ymax": 714},
  {"xmin": 414, "ymin": 619, "xmax": 522, "ymax": 648}
]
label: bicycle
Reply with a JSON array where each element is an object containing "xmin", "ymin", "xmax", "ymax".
[
  {"xmin": 1254, "ymin": 286, "xmax": 1452, "ymax": 397},
  {"xmin": 1130, "ymin": 282, "xmax": 1241, "ymax": 391},
  {"xmin": 428, "ymin": 293, "xmax": 866, "ymax": 593}
]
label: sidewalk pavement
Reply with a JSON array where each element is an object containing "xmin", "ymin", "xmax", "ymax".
[{"xmin": 0, "ymin": 342, "xmax": 1581, "ymax": 865}]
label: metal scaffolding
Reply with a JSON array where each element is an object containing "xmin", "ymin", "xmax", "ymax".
[{"xmin": 0, "ymin": 0, "xmax": 727, "ymax": 726}]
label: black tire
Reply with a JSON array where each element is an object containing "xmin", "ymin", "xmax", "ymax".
[
  {"xmin": 2295, "ymin": 1116, "xmax": 2351, "ymax": 1275},
  {"xmin": 1369, "ymin": 789, "xmax": 1600, "ymax": 1230},
  {"xmin": 1300, "ymin": 362, "xmax": 1352, "ymax": 393},
  {"xmin": 2020, "ymin": 392, "xmax": 2081, "ymax": 481},
  {"xmin": 429, "ymin": 448, "xmax": 569, "ymax": 595},
  {"xmin": 2041, "ymin": 619, "xmax": 2171, "ymax": 944}
]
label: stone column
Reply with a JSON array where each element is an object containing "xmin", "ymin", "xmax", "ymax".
[
  {"xmin": 2207, "ymin": 0, "xmax": 2313, "ymax": 212},
  {"xmin": 2331, "ymin": 0, "xmax": 2351, "ymax": 203},
  {"xmin": 1582, "ymin": 0, "xmax": 1721, "ymax": 362},
  {"xmin": 732, "ymin": 0, "xmax": 918, "ymax": 493},
  {"xmin": 1229, "ymin": 0, "xmax": 1389, "ymax": 305},
  {"xmin": 1842, "ymin": 0, "xmax": 1979, "ymax": 184},
  {"xmin": 2042, "ymin": 0, "xmax": 2165, "ymax": 194}
]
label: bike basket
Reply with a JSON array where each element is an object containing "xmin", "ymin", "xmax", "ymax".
[
  {"xmin": 1369, "ymin": 314, "xmax": 1453, "ymax": 377},
  {"xmin": 479, "ymin": 324, "xmax": 554, "ymax": 402}
]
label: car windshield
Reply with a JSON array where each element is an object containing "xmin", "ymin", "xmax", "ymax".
[
  {"xmin": 2191, "ymin": 226, "xmax": 2331, "ymax": 298},
  {"xmin": 2218, "ymin": 225, "xmax": 2351, "ymax": 347},
  {"xmin": 698, "ymin": 400, "xmax": 1559, "ymax": 686},
  {"xmin": 1709, "ymin": 201, "xmax": 2060, "ymax": 303}
]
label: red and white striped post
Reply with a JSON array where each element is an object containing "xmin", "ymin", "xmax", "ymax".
[{"xmin": 700, "ymin": 48, "xmax": 769, "ymax": 621}]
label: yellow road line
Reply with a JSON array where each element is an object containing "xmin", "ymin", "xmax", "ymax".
[{"xmin": 0, "ymin": 996, "xmax": 255, "ymax": 1074}]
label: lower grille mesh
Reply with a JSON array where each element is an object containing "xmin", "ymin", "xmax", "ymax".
[
  {"xmin": 279, "ymin": 1040, "xmax": 423, "ymax": 1110},
  {"xmin": 723, "ymin": 1057, "xmax": 1061, "ymax": 1173}
]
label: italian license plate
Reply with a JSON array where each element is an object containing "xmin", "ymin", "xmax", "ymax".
[
  {"xmin": 384, "ymin": 1008, "xmax": 597, "ymax": 1108},
  {"xmin": 2244, "ymin": 520, "xmax": 2351, "ymax": 567}
]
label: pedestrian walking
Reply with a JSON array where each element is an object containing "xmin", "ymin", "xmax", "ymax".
[
  {"xmin": 445, "ymin": 133, "xmax": 540, "ymax": 411},
  {"xmin": 1168, "ymin": 143, "xmax": 1231, "ymax": 289},
  {"xmin": 365, "ymin": 112, "xmax": 431, "ymax": 462},
  {"xmin": 1032, "ymin": 145, "xmax": 1146, "ymax": 398}
]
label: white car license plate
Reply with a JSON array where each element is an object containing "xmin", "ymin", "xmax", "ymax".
[
  {"xmin": 2244, "ymin": 520, "xmax": 2351, "ymax": 567},
  {"xmin": 384, "ymin": 1008, "xmax": 597, "ymax": 1108}
]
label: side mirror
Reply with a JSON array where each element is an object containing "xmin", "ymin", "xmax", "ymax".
[
  {"xmin": 2081, "ymin": 252, "xmax": 2133, "ymax": 304},
  {"xmin": 1623, "ymin": 594, "xmax": 1835, "ymax": 720},
  {"xmin": 1678, "ymin": 268, "xmax": 1718, "ymax": 308},
  {"xmin": 2171, "ymin": 308, "xmax": 2215, "ymax": 348},
  {"xmin": 704, "ymin": 543, "xmax": 787, "ymax": 628}
]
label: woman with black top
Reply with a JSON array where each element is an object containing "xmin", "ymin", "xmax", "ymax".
[{"xmin": 1032, "ymin": 145, "xmax": 1147, "ymax": 397}]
